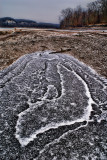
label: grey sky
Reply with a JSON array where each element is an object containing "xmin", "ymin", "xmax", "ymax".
[{"xmin": 1, "ymin": 0, "xmax": 95, "ymax": 23}]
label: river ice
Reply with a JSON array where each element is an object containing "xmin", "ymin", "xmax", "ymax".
[{"xmin": 0, "ymin": 51, "xmax": 107, "ymax": 160}]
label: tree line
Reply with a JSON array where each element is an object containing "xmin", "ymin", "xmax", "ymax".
[{"xmin": 60, "ymin": 0, "xmax": 107, "ymax": 28}]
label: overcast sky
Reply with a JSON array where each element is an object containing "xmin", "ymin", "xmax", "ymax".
[{"xmin": 1, "ymin": 0, "xmax": 95, "ymax": 23}]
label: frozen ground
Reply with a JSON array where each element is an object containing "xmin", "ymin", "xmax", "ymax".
[
  {"xmin": 0, "ymin": 28, "xmax": 107, "ymax": 78},
  {"xmin": 0, "ymin": 51, "xmax": 107, "ymax": 160}
]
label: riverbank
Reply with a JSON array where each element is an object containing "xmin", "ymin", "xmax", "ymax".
[{"xmin": 0, "ymin": 28, "xmax": 107, "ymax": 77}]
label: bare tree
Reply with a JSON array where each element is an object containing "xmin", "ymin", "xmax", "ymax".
[{"xmin": 60, "ymin": 0, "xmax": 107, "ymax": 29}]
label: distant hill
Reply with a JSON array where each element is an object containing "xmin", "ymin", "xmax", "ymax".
[
  {"xmin": 0, "ymin": 17, "xmax": 37, "ymax": 27},
  {"xmin": 0, "ymin": 17, "xmax": 60, "ymax": 28}
]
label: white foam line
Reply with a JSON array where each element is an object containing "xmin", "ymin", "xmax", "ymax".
[{"xmin": 15, "ymin": 64, "xmax": 96, "ymax": 147}]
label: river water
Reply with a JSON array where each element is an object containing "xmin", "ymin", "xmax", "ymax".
[{"xmin": 0, "ymin": 27, "xmax": 107, "ymax": 33}]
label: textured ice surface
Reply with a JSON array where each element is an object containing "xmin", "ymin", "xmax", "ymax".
[{"xmin": 0, "ymin": 51, "xmax": 107, "ymax": 160}]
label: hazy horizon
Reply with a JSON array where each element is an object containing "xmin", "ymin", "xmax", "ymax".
[{"xmin": 1, "ymin": 0, "xmax": 96, "ymax": 24}]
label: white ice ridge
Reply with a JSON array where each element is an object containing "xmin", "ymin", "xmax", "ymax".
[
  {"xmin": 57, "ymin": 64, "xmax": 96, "ymax": 120},
  {"xmin": 15, "ymin": 64, "xmax": 96, "ymax": 147},
  {"xmin": 34, "ymin": 123, "xmax": 88, "ymax": 160},
  {"xmin": 16, "ymin": 118, "xmax": 86, "ymax": 147},
  {"xmin": 66, "ymin": 60, "xmax": 107, "ymax": 92}
]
